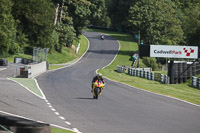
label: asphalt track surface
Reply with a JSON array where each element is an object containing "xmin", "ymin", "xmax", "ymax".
[
  {"xmin": 0, "ymin": 32, "xmax": 200, "ymax": 133},
  {"xmin": 0, "ymin": 63, "xmax": 67, "ymax": 128},
  {"xmin": 37, "ymin": 31, "xmax": 200, "ymax": 133}
]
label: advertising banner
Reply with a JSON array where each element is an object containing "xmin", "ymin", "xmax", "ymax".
[{"xmin": 150, "ymin": 45, "xmax": 198, "ymax": 59}]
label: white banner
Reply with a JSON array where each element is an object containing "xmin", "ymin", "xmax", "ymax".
[{"xmin": 150, "ymin": 45, "xmax": 198, "ymax": 59}]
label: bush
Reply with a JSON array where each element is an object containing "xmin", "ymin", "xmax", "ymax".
[{"xmin": 142, "ymin": 57, "xmax": 158, "ymax": 71}]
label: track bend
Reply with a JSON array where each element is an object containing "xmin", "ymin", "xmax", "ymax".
[{"xmin": 37, "ymin": 31, "xmax": 200, "ymax": 133}]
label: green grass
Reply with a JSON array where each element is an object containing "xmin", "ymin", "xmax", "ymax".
[
  {"xmin": 47, "ymin": 47, "xmax": 76, "ymax": 64},
  {"xmin": 153, "ymin": 70, "xmax": 168, "ymax": 75},
  {"xmin": 78, "ymin": 35, "xmax": 88, "ymax": 56},
  {"xmin": 47, "ymin": 35, "xmax": 88, "ymax": 64},
  {"xmin": 2, "ymin": 53, "xmax": 32, "ymax": 63},
  {"xmin": 49, "ymin": 65, "xmax": 65, "ymax": 70},
  {"xmin": 9, "ymin": 78, "xmax": 76, "ymax": 132},
  {"xmin": 1, "ymin": 36, "xmax": 89, "ymax": 133},
  {"xmin": 48, "ymin": 35, "xmax": 88, "ymax": 70},
  {"xmin": 10, "ymin": 78, "xmax": 43, "ymax": 98},
  {"xmin": 1, "ymin": 35, "xmax": 88, "ymax": 66},
  {"xmin": 51, "ymin": 127, "xmax": 74, "ymax": 133},
  {"xmin": 88, "ymin": 28, "xmax": 200, "ymax": 105},
  {"xmin": 2, "ymin": 35, "xmax": 88, "ymax": 71}
]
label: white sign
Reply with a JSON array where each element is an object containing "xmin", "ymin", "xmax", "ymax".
[{"xmin": 150, "ymin": 45, "xmax": 198, "ymax": 59}]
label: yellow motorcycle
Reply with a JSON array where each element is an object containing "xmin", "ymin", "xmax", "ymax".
[{"xmin": 92, "ymin": 80, "xmax": 104, "ymax": 99}]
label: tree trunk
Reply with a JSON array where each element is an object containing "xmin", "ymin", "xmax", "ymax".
[
  {"xmin": 54, "ymin": 4, "xmax": 59, "ymax": 25},
  {"xmin": 59, "ymin": 0, "xmax": 64, "ymax": 22}
]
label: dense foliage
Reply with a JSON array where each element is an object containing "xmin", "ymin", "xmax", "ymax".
[
  {"xmin": 127, "ymin": 0, "xmax": 185, "ymax": 45},
  {"xmin": 0, "ymin": 0, "xmax": 199, "ymax": 57},
  {"xmin": 0, "ymin": 0, "xmax": 16, "ymax": 55}
]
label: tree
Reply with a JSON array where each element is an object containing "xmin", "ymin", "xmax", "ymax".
[
  {"xmin": 143, "ymin": 57, "xmax": 158, "ymax": 71},
  {"xmin": 12, "ymin": 0, "xmax": 55, "ymax": 49},
  {"xmin": 182, "ymin": 2, "xmax": 200, "ymax": 47},
  {"xmin": 87, "ymin": 0, "xmax": 110, "ymax": 27},
  {"xmin": 65, "ymin": 0, "xmax": 91, "ymax": 37},
  {"xmin": 106, "ymin": 0, "xmax": 135, "ymax": 31},
  {"xmin": 0, "ymin": 0, "xmax": 16, "ymax": 55},
  {"xmin": 52, "ymin": 0, "xmax": 75, "ymax": 53},
  {"xmin": 127, "ymin": 0, "xmax": 185, "ymax": 45}
]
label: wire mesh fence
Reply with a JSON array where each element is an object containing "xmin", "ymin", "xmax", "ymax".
[{"xmin": 32, "ymin": 47, "xmax": 49, "ymax": 63}]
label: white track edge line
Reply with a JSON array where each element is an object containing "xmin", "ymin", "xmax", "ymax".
[
  {"xmin": 0, "ymin": 110, "xmax": 74, "ymax": 132},
  {"xmin": 7, "ymin": 78, "xmax": 45, "ymax": 99},
  {"xmin": 46, "ymin": 35, "xmax": 90, "ymax": 72},
  {"xmin": 0, "ymin": 68, "xmax": 7, "ymax": 71},
  {"xmin": 33, "ymin": 78, "xmax": 47, "ymax": 99},
  {"xmin": 50, "ymin": 124, "xmax": 75, "ymax": 132}
]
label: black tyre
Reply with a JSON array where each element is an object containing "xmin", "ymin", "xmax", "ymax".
[{"xmin": 94, "ymin": 88, "xmax": 98, "ymax": 99}]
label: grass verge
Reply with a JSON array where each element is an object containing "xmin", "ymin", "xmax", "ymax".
[
  {"xmin": 2, "ymin": 35, "xmax": 88, "ymax": 67},
  {"xmin": 48, "ymin": 35, "xmax": 88, "ymax": 70},
  {"xmin": 51, "ymin": 127, "xmax": 74, "ymax": 133},
  {"xmin": 5, "ymin": 35, "xmax": 89, "ymax": 133},
  {"xmin": 10, "ymin": 78, "xmax": 43, "ymax": 98},
  {"xmin": 88, "ymin": 28, "xmax": 200, "ymax": 105}
]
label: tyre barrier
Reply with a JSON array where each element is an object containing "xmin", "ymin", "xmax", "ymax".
[
  {"xmin": 0, "ymin": 115, "xmax": 50, "ymax": 133},
  {"xmin": 192, "ymin": 76, "xmax": 200, "ymax": 89},
  {"xmin": 14, "ymin": 57, "xmax": 33, "ymax": 64},
  {"xmin": 118, "ymin": 66, "xmax": 169, "ymax": 84},
  {"xmin": 0, "ymin": 59, "xmax": 8, "ymax": 66},
  {"xmin": 128, "ymin": 68, "xmax": 169, "ymax": 84},
  {"xmin": 117, "ymin": 65, "xmax": 126, "ymax": 73}
]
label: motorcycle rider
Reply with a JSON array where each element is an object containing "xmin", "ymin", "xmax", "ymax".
[
  {"xmin": 91, "ymin": 73, "xmax": 105, "ymax": 94},
  {"xmin": 100, "ymin": 34, "xmax": 104, "ymax": 40}
]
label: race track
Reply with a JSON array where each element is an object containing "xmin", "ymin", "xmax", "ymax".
[{"xmin": 37, "ymin": 31, "xmax": 200, "ymax": 133}]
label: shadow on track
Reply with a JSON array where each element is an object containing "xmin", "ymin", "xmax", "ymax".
[{"xmin": 76, "ymin": 97, "xmax": 94, "ymax": 100}]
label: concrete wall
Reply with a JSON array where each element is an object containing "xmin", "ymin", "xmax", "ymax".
[
  {"xmin": 15, "ymin": 61, "xmax": 47, "ymax": 78},
  {"xmin": 28, "ymin": 61, "xmax": 47, "ymax": 78}
]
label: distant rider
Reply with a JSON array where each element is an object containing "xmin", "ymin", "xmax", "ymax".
[
  {"xmin": 100, "ymin": 34, "xmax": 104, "ymax": 40},
  {"xmin": 91, "ymin": 73, "xmax": 105, "ymax": 93}
]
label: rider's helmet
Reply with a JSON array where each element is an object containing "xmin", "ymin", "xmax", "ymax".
[{"xmin": 97, "ymin": 73, "xmax": 102, "ymax": 79}]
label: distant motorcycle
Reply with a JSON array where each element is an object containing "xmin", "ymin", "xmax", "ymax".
[
  {"xmin": 100, "ymin": 34, "xmax": 104, "ymax": 40},
  {"xmin": 92, "ymin": 80, "xmax": 104, "ymax": 99}
]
